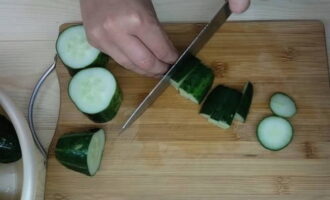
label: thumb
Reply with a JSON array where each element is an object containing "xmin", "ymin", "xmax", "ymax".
[{"xmin": 228, "ymin": 0, "xmax": 250, "ymax": 14}]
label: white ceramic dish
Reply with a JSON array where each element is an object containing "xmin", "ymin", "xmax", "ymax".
[{"xmin": 0, "ymin": 88, "xmax": 46, "ymax": 200}]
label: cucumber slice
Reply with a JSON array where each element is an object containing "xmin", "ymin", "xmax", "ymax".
[
  {"xmin": 234, "ymin": 82, "xmax": 254, "ymax": 122},
  {"xmin": 0, "ymin": 114, "xmax": 21, "ymax": 163},
  {"xmin": 178, "ymin": 63, "xmax": 214, "ymax": 104},
  {"xmin": 200, "ymin": 85, "xmax": 227, "ymax": 118},
  {"xmin": 270, "ymin": 92, "xmax": 297, "ymax": 118},
  {"xmin": 56, "ymin": 25, "xmax": 109, "ymax": 75},
  {"xmin": 170, "ymin": 54, "xmax": 200, "ymax": 89},
  {"xmin": 257, "ymin": 116, "xmax": 294, "ymax": 151},
  {"xmin": 55, "ymin": 128, "xmax": 106, "ymax": 176},
  {"xmin": 68, "ymin": 67, "xmax": 122, "ymax": 123},
  {"xmin": 208, "ymin": 86, "xmax": 242, "ymax": 129}
]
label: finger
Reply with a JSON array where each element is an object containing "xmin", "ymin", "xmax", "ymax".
[
  {"xmin": 98, "ymin": 39, "xmax": 154, "ymax": 77},
  {"xmin": 136, "ymin": 23, "xmax": 178, "ymax": 64},
  {"xmin": 229, "ymin": 0, "xmax": 250, "ymax": 13},
  {"xmin": 118, "ymin": 35, "xmax": 169, "ymax": 75}
]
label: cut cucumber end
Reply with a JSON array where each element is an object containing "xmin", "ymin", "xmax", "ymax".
[
  {"xmin": 56, "ymin": 25, "xmax": 101, "ymax": 69},
  {"xmin": 69, "ymin": 67, "xmax": 116, "ymax": 114},
  {"xmin": 177, "ymin": 64, "xmax": 214, "ymax": 104},
  {"xmin": 87, "ymin": 129, "xmax": 106, "ymax": 176},
  {"xmin": 169, "ymin": 79, "xmax": 180, "ymax": 90},
  {"xmin": 208, "ymin": 118, "xmax": 231, "ymax": 129},
  {"xmin": 200, "ymin": 113, "xmax": 210, "ymax": 119},
  {"xmin": 170, "ymin": 53, "xmax": 200, "ymax": 87},
  {"xmin": 257, "ymin": 116, "xmax": 294, "ymax": 151},
  {"xmin": 55, "ymin": 128, "xmax": 106, "ymax": 176},
  {"xmin": 234, "ymin": 113, "xmax": 245, "ymax": 123},
  {"xmin": 68, "ymin": 67, "xmax": 122, "ymax": 123},
  {"xmin": 269, "ymin": 92, "xmax": 297, "ymax": 118},
  {"xmin": 234, "ymin": 82, "xmax": 253, "ymax": 123},
  {"xmin": 179, "ymin": 88, "xmax": 199, "ymax": 104}
]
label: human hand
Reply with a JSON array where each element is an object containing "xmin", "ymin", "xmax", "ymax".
[
  {"xmin": 80, "ymin": 0, "xmax": 178, "ymax": 77},
  {"xmin": 228, "ymin": 0, "xmax": 251, "ymax": 13}
]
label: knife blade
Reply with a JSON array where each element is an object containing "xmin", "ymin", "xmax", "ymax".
[{"xmin": 120, "ymin": 2, "xmax": 231, "ymax": 132}]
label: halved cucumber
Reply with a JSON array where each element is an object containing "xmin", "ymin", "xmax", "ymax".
[
  {"xmin": 257, "ymin": 116, "xmax": 293, "ymax": 151},
  {"xmin": 68, "ymin": 67, "xmax": 122, "ymax": 123},
  {"xmin": 178, "ymin": 63, "xmax": 214, "ymax": 104},
  {"xmin": 234, "ymin": 82, "xmax": 254, "ymax": 122},
  {"xmin": 170, "ymin": 54, "xmax": 200, "ymax": 89},
  {"xmin": 0, "ymin": 114, "xmax": 21, "ymax": 163},
  {"xmin": 55, "ymin": 128, "xmax": 106, "ymax": 176},
  {"xmin": 270, "ymin": 92, "xmax": 297, "ymax": 118},
  {"xmin": 56, "ymin": 25, "xmax": 109, "ymax": 75}
]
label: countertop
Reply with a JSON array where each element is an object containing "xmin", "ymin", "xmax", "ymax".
[{"xmin": 0, "ymin": 0, "xmax": 329, "ymax": 149}]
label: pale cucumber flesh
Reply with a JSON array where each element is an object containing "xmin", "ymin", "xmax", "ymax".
[
  {"xmin": 68, "ymin": 67, "xmax": 122, "ymax": 123},
  {"xmin": 257, "ymin": 116, "xmax": 293, "ymax": 151},
  {"xmin": 87, "ymin": 129, "xmax": 106, "ymax": 175},
  {"xmin": 56, "ymin": 25, "xmax": 101, "ymax": 69},
  {"xmin": 270, "ymin": 92, "xmax": 297, "ymax": 118}
]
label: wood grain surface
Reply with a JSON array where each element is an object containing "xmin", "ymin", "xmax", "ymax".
[
  {"xmin": 45, "ymin": 21, "xmax": 330, "ymax": 200},
  {"xmin": 1, "ymin": 0, "xmax": 330, "ymax": 155}
]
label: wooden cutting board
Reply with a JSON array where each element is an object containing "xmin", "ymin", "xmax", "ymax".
[{"xmin": 45, "ymin": 21, "xmax": 330, "ymax": 200}]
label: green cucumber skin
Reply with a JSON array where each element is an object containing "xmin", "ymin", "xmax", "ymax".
[
  {"xmin": 179, "ymin": 63, "xmax": 214, "ymax": 104},
  {"xmin": 170, "ymin": 54, "xmax": 201, "ymax": 86},
  {"xmin": 208, "ymin": 86, "xmax": 233, "ymax": 121},
  {"xmin": 269, "ymin": 92, "xmax": 297, "ymax": 118},
  {"xmin": 55, "ymin": 129, "xmax": 101, "ymax": 176},
  {"xmin": 210, "ymin": 87, "xmax": 242, "ymax": 127},
  {"xmin": 256, "ymin": 116, "xmax": 294, "ymax": 151},
  {"xmin": 200, "ymin": 85, "xmax": 227, "ymax": 118},
  {"xmin": 86, "ymin": 86, "xmax": 122, "ymax": 123},
  {"xmin": 235, "ymin": 82, "xmax": 254, "ymax": 122},
  {"xmin": 64, "ymin": 53, "xmax": 109, "ymax": 76},
  {"xmin": 0, "ymin": 115, "xmax": 21, "ymax": 163}
]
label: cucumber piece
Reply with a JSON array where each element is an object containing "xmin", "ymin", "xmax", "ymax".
[
  {"xmin": 56, "ymin": 25, "xmax": 109, "ymax": 75},
  {"xmin": 257, "ymin": 116, "xmax": 294, "ymax": 151},
  {"xmin": 170, "ymin": 54, "xmax": 201, "ymax": 89},
  {"xmin": 234, "ymin": 82, "xmax": 254, "ymax": 122},
  {"xmin": 0, "ymin": 114, "xmax": 21, "ymax": 163},
  {"xmin": 208, "ymin": 86, "xmax": 242, "ymax": 129},
  {"xmin": 178, "ymin": 63, "xmax": 214, "ymax": 104},
  {"xmin": 270, "ymin": 92, "xmax": 297, "ymax": 118},
  {"xmin": 68, "ymin": 67, "xmax": 122, "ymax": 123},
  {"xmin": 199, "ymin": 85, "xmax": 227, "ymax": 118},
  {"xmin": 55, "ymin": 128, "xmax": 106, "ymax": 176}
]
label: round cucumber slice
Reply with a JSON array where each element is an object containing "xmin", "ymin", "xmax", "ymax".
[
  {"xmin": 270, "ymin": 92, "xmax": 297, "ymax": 118},
  {"xmin": 68, "ymin": 67, "xmax": 122, "ymax": 123},
  {"xmin": 56, "ymin": 25, "xmax": 100, "ymax": 69},
  {"xmin": 257, "ymin": 116, "xmax": 293, "ymax": 151}
]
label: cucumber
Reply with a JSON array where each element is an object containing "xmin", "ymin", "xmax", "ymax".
[
  {"xmin": 234, "ymin": 82, "xmax": 254, "ymax": 122},
  {"xmin": 170, "ymin": 54, "xmax": 201, "ymax": 89},
  {"xmin": 56, "ymin": 25, "xmax": 109, "ymax": 75},
  {"xmin": 0, "ymin": 114, "xmax": 21, "ymax": 163},
  {"xmin": 208, "ymin": 86, "xmax": 242, "ymax": 129},
  {"xmin": 270, "ymin": 92, "xmax": 297, "ymax": 118},
  {"xmin": 199, "ymin": 85, "xmax": 227, "ymax": 118},
  {"xmin": 257, "ymin": 116, "xmax": 294, "ymax": 151},
  {"xmin": 55, "ymin": 128, "xmax": 106, "ymax": 176},
  {"xmin": 68, "ymin": 67, "xmax": 122, "ymax": 123},
  {"xmin": 178, "ymin": 63, "xmax": 214, "ymax": 104}
]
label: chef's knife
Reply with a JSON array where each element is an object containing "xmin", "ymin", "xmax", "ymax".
[{"xmin": 121, "ymin": 2, "xmax": 231, "ymax": 132}]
